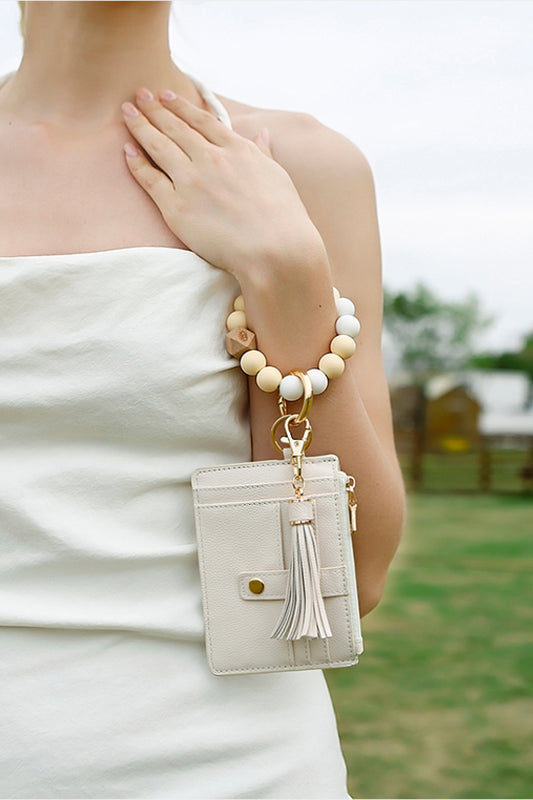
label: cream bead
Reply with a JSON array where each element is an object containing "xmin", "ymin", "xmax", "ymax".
[
  {"xmin": 335, "ymin": 314, "xmax": 361, "ymax": 338},
  {"xmin": 330, "ymin": 334, "xmax": 356, "ymax": 359},
  {"xmin": 307, "ymin": 368, "xmax": 329, "ymax": 395},
  {"xmin": 256, "ymin": 366, "xmax": 282, "ymax": 392},
  {"xmin": 318, "ymin": 352, "xmax": 345, "ymax": 379},
  {"xmin": 279, "ymin": 374, "xmax": 304, "ymax": 401},
  {"xmin": 227, "ymin": 287, "xmax": 360, "ymax": 395},
  {"xmin": 240, "ymin": 349, "xmax": 267, "ymax": 376},
  {"xmin": 226, "ymin": 310, "xmax": 247, "ymax": 331},
  {"xmin": 335, "ymin": 296, "xmax": 356, "ymax": 317}
]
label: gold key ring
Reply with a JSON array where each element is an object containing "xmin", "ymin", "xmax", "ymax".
[{"xmin": 277, "ymin": 369, "xmax": 314, "ymax": 425}]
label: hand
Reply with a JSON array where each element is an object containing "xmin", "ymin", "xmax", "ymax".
[{"xmin": 121, "ymin": 88, "xmax": 325, "ymax": 279}]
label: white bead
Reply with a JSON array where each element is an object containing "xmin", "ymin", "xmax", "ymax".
[
  {"xmin": 307, "ymin": 368, "xmax": 329, "ymax": 395},
  {"xmin": 256, "ymin": 366, "xmax": 282, "ymax": 392},
  {"xmin": 330, "ymin": 334, "xmax": 356, "ymax": 359},
  {"xmin": 226, "ymin": 310, "xmax": 247, "ymax": 331},
  {"xmin": 318, "ymin": 353, "xmax": 345, "ymax": 379},
  {"xmin": 240, "ymin": 350, "xmax": 266, "ymax": 376},
  {"xmin": 335, "ymin": 296, "xmax": 356, "ymax": 317},
  {"xmin": 335, "ymin": 314, "xmax": 361, "ymax": 337},
  {"xmin": 233, "ymin": 294, "xmax": 246, "ymax": 312},
  {"xmin": 332, "ymin": 286, "xmax": 341, "ymax": 300},
  {"xmin": 279, "ymin": 374, "xmax": 304, "ymax": 401}
]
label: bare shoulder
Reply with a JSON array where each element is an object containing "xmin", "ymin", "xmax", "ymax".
[
  {"xmin": 220, "ymin": 95, "xmax": 381, "ymax": 308},
  {"xmin": 219, "ymin": 95, "xmax": 376, "ymax": 207}
]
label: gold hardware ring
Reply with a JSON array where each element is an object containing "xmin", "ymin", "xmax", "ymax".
[{"xmin": 277, "ymin": 369, "xmax": 314, "ymax": 424}]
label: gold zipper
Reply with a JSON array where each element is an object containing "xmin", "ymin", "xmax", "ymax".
[{"xmin": 346, "ymin": 475, "xmax": 358, "ymax": 535}]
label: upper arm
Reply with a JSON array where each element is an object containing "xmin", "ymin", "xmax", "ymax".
[{"xmin": 269, "ymin": 113, "xmax": 396, "ymax": 460}]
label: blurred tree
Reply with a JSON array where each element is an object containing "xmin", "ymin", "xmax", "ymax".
[
  {"xmin": 383, "ymin": 283, "xmax": 493, "ymax": 384},
  {"xmin": 470, "ymin": 331, "xmax": 533, "ymax": 408}
]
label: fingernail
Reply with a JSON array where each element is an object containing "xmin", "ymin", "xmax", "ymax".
[
  {"xmin": 260, "ymin": 127, "xmax": 270, "ymax": 147},
  {"xmin": 121, "ymin": 102, "xmax": 139, "ymax": 117},
  {"xmin": 159, "ymin": 89, "xmax": 177, "ymax": 101},
  {"xmin": 137, "ymin": 87, "xmax": 154, "ymax": 102},
  {"xmin": 123, "ymin": 143, "xmax": 138, "ymax": 157}
]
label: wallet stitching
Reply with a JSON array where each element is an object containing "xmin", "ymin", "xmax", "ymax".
[
  {"xmin": 333, "ymin": 479, "xmax": 356, "ymax": 655},
  {"xmin": 238, "ymin": 565, "xmax": 347, "ymax": 600},
  {"xmin": 276, "ymin": 503, "xmax": 293, "ymax": 665},
  {"xmin": 193, "ymin": 476, "xmax": 334, "ymax": 493},
  {"xmin": 193, "ymin": 457, "xmax": 359, "ymax": 674},
  {"xmin": 192, "ymin": 455, "xmax": 337, "ymax": 478},
  {"xmin": 212, "ymin": 657, "xmax": 358, "ymax": 675},
  {"xmin": 193, "ymin": 508, "xmax": 217, "ymax": 671},
  {"xmin": 193, "ymin": 490, "xmax": 338, "ymax": 509}
]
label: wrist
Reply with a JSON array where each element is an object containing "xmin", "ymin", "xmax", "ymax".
[
  {"xmin": 236, "ymin": 230, "xmax": 331, "ymax": 292},
  {"xmin": 226, "ymin": 279, "xmax": 361, "ymax": 399},
  {"xmin": 233, "ymin": 266, "xmax": 342, "ymax": 379}
]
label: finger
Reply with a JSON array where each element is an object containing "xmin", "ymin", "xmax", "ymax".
[
  {"xmin": 135, "ymin": 88, "xmax": 207, "ymax": 159},
  {"xmin": 121, "ymin": 101, "xmax": 188, "ymax": 179},
  {"xmin": 157, "ymin": 89, "xmax": 234, "ymax": 147},
  {"xmin": 252, "ymin": 127, "xmax": 274, "ymax": 159},
  {"xmin": 123, "ymin": 142, "xmax": 175, "ymax": 208}
]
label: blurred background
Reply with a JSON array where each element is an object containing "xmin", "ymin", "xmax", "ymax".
[{"xmin": 1, "ymin": 1, "xmax": 532, "ymax": 797}]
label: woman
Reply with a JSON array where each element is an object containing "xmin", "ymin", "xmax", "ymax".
[{"xmin": 0, "ymin": 2, "xmax": 405, "ymax": 798}]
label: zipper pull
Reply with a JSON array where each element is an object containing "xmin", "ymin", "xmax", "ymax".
[{"xmin": 346, "ymin": 475, "xmax": 358, "ymax": 535}]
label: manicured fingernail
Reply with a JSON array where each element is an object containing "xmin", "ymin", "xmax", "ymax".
[
  {"xmin": 159, "ymin": 89, "xmax": 177, "ymax": 101},
  {"xmin": 137, "ymin": 87, "xmax": 153, "ymax": 102},
  {"xmin": 123, "ymin": 142, "xmax": 138, "ymax": 157},
  {"xmin": 260, "ymin": 127, "xmax": 271, "ymax": 147},
  {"xmin": 121, "ymin": 102, "xmax": 139, "ymax": 117}
]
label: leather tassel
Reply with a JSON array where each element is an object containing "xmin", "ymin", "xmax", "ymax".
[{"xmin": 271, "ymin": 500, "xmax": 332, "ymax": 641}]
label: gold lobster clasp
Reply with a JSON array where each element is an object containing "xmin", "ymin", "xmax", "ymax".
[
  {"xmin": 270, "ymin": 370, "xmax": 314, "ymax": 496},
  {"xmin": 270, "ymin": 414, "xmax": 313, "ymax": 495}
]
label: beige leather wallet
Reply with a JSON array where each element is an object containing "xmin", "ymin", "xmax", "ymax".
[{"xmin": 191, "ymin": 453, "xmax": 363, "ymax": 676}]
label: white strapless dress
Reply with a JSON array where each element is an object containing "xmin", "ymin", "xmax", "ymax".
[{"xmin": 0, "ymin": 244, "xmax": 350, "ymax": 799}]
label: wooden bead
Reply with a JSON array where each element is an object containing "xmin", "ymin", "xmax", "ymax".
[
  {"xmin": 330, "ymin": 334, "xmax": 356, "ymax": 359},
  {"xmin": 226, "ymin": 310, "xmax": 247, "ymax": 331},
  {"xmin": 240, "ymin": 349, "xmax": 267, "ymax": 376},
  {"xmin": 318, "ymin": 353, "xmax": 345, "ymax": 379},
  {"xmin": 233, "ymin": 294, "xmax": 246, "ymax": 311},
  {"xmin": 225, "ymin": 327, "xmax": 257, "ymax": 358},
  {"xmin": 256, "ymin": 366, "xmax": 282, "ymax": 392}
]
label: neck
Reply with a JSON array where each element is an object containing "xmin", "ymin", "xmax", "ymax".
[{"xmin": 1, "ymin": 1, "xmax": 201, "ymax": 132}]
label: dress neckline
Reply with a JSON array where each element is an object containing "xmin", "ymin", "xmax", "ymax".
[
  {"xmin": 0, "ymin": 71, "xmax": 232, "ymax": 262},
  {"xmin": 0, "ymin": 245, "xmax": 210, "ymax": 265}
]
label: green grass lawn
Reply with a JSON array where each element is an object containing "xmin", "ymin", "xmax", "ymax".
[{"xmin": 326, "ymin": 493, "xmax": 533, "ymax": 799}]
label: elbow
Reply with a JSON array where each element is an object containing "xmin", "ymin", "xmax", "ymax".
[
  {"xmin": 356, "ymin": 486, "xmax": 407, "ymax": 618},
  {"xmin": 358, "ymin": 574, "xmax": 388, "ymax": 618}
]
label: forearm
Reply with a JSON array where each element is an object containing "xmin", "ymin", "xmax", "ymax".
[{"xmin": 239, "ymin": 249, "xmax": 406, "ymax": 617}]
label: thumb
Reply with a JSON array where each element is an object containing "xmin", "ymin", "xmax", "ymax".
[{"xmin": 253, "ymin": 127, "xmax": 273, "ymax": 158}]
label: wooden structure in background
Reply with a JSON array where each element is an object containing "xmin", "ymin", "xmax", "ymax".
[
  {"xmin": 425, "ymin": 385, "xmax": 481, "ymax": 452},
  {"xmin": 389, "ymin": 385, "xmax": 426, "ymax": 490},
  {"xmin": 390, "ymin": 377, "xmax": 533, "ymax": 493}
]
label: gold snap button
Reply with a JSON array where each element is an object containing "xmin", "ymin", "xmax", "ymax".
[{"xmin": 249, "ymin": 579, "xmax": 265, "ymax": 595}]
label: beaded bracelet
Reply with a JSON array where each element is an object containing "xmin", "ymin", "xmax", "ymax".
[{"xmin": 225, "ymin": 287, "xmax": 360, "ymax": 400}]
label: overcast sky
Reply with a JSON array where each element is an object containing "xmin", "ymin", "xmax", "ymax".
[{"xmin": 0, "ymin": 0, "xmax": 531, "ymax": 353}]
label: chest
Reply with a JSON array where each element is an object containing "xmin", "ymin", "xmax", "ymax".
[{"xmin": 0, "ymin": 122, "xmax": 183, "ymax": 257}]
